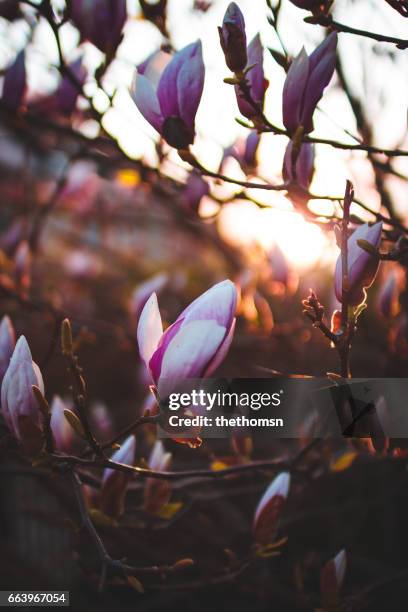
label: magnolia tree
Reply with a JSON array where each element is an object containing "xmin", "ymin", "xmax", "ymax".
[{"xmin": 0, "ymin": 0, "xmax": 408, "ymax": 609}]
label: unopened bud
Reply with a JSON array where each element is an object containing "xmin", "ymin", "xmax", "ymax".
[
  {"xmin": 218, "ymin": 2, "xmax": 247, "ymax": 73},
  {"xmin": 32, "ymin": 385, "xmax": 50, "ymax": 416},
  {"xmin": 63, "ymin": 409, "xmax": 85, "ymax": 438},
  {"xmin": 61, "ymin": 319, "xmax": 73, "ymax": 355},
  {"xmin": 172, "ymin": 558, "xmax": 194, "ymax": 571}
]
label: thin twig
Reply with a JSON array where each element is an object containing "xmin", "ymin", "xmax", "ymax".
[{"xmin": 304, "ymin": 14, "xmax": 408, "ymax": 49}]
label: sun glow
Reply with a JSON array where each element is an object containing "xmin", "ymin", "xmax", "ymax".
[{"xmin": 217, "ymin": 202, "xmax": 336, "ymax": 271}]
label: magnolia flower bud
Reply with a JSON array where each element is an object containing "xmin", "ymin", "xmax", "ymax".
[
  {"xmin": 0, "ymin": 315, "xmax": 15, "ymax": 386},
  {"xmin": 137, "ymin": 280, "xmax": 237, "ymax": 398},
  {"xmin": 50, "ymin": 396, "xmax": 73, "ymax": 452},
  {"xmin": 220, "ymin": 132, "xmax": 260, "ymax": 174},
  {"xmin": 182, "ymin": 171, "xmax": 210, "ymax": 214},
  {"xmin": 253, "ymin": 472, "xmax": 290, "ymax": 546},
  {"xmin": 283, "ymin": 33, "xmax": 337, "ymax": 134},
  {"xmin": 269, "ymin": 245, "xmax": 290, "ymax": 286},
  {"xmin": 56, "ymin": 57, "xmax": 86, "ymax": 116},
  {"xmin": 99, "ymin": 435, "xmax": 136, "ymax": 520},
  {"xmin": 334, "ymin": 222, "xmax": 382, "ymax": 306},
  {"xmin": 14, "ymin": 240, "xmax": 31, "ymax": 291},
  {"xmin": 243, "ymin": 131, "xmax": 260, "ymax": 168},
  {"xmin": 1, "ymin": 336, "xmax": 44, "ymax": 455},
  {"xmin": 0, "ymin": 218, "xmax": 27, "ymax": 255},
  {"xmin": 144, "ymin": 440, "xmax": 172, "ymax": 514},
  {"xmin": 132, "ymin": 42, "xmax": 205, "ymax": 149},
  {"xmin": 70, "ymin": 0, "xmax": 127, "ymax": 55},
  {"xmin": 234, "ymin": 34, "xmax": 268, "ymax": 119},
  {"xmin": 282, "ymin": 140, "xmax": 315, "ymax": 190},
  {"xmin": 2, "ymin": 50, "xmax": 26, "ymax": 112},
  {"xmin": 91, "ymin": 402, "xmax": 114, "ymax": 441},
  {"xmin": 218, "ymin": 2, "xmax": 247, "ymax": 73},
  {"xmin": 320, "ymin": 549, "xmax": 347, "ymax": 609}
]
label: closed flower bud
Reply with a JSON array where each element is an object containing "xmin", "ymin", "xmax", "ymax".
[
  {"xmin": 132, "ymin": 42, "xmax": 205, "ymax": 149},
  {"xmin": 50, "ymin": 396, "xmax": 73, "ymax": 452},
  {"xmin": 234, "ymin": 34, "xmax": 268, "ymax": 118},
  {"xmin": 14, "ymin": 240, "xmax": 31, "ymax": 291},
  {"xmin": 243, "ymin": 131, "xmax": 260, "ymax": 168},
  {"xmin": 320, "ymin": 549, "xmax": 347, "ymax": 609},
  {"xmin": 2, "ymin": 50, "xmax": 26, "ymax": 112},
  {"xmin": 334, "ymin": 222, "xmax": 382, "ymax": 306},
  {"xmin": 283, "ymin": 33, "xmax": 337, "ymax": 134},
  {"xmin": 0, "ymin": 315, "xmax": 15, "ymax": 386},
  {"xmin": 269, "ymin": 245, "xmax": 290, "ymax": 286},
  {"xmin": 221, "ymin": 131, "xmax": 260, "ymax": 173},
  {"xmin": 144, "ymin": 440, "xmax": 172, "ymax": 514},
  {"xmin": 282, "ymin": 140, "xmax": 315, "ymax": 190},
  {"xmin": 99, "ymin": 435, "xmax": 136, "ymax": 520},
  {"xmin": 253, "ymin": 472, "xmax": 290, "ymax": 546},
  {"xmin": 0, "ymin": 218, "xmax": 27, "ymax": 255},
  {"xmin": 56, "ymin": 57, "xmax": 86, "ymax": 116},
  {"xmin": 182, "ymin": 170, "xmax": 210, "ymax": 214},
  {"xmin": 218, "ymin": 2, "xmax": 247, "ymax": 73},
  {"xmin": 137, "ymin": 280, "xmax": 237, "ymax": 398},
  {"xmin": 1, "ymin": 336, "xmax": 44, "ymax": 455},
  {"xmin": 91, "ymin": 402, "xmax": 113, "ymax": 441},
  {"xmin": 70, "ymin": 0, "xmax": 127, "ymax": 55}
]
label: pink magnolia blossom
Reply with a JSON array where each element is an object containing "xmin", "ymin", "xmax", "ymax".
[
  {"xmin": 0, "ymin": 315, "xmax": 15, "ymax": 386},
  {"xmin": 221, "ymin": 131, "xmax": 260, "ymax": 173},
  {"xmin": 253, "ymin": 472, "xmax": 290, "ymax": 546},
  {"xmin": 132, "ymin": 42, "xmax": 205, "ymax": 149},
  {"xmin": 283, "ymin": 33, "xmax": 337, "ymax": 134},
  {"xmin": 218, "ymin": 2, "xmax": 247, "ymax": 73},
  {"xmin": 282, "ymin": 141, "xmax": 315, "ymax": 190},
  {"xmin": 144, "ymin": 440, "xmax": 172, "ymax": 514},
  {"xmin": 182, "ymin": 171, "xmax": 210, "ymax": 214},
  {"xmin": 320, "ymin": 549, "xmax": 347, "ymax": 609},
  {"xmin": 334, "ymin": 222, "xmax": 382, "ymax": 306},
  {"xmin": 137, "ymin": 280, "xmax": 237, "ymax": 398},
  {"xmin": 1, "ymin": 336, "xmax": 44, "ymax": 454},
  {"xmin": 234, "ymin": 34, "xmax": 268, "ymax": 119},
  {"xmin": 70, "ymin": 0, "xmax": 127, "ymax": 55},
  {"xmin": 2, "ymin": 50, "xmax": 26, "ymax": 112},
  {"xmin": 99, "ymin": 435, "xmax": 136, "ymax": 519},
  {"xmin": 50, "ymin": 396, "xmax": 73, "ymax": 452}
]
